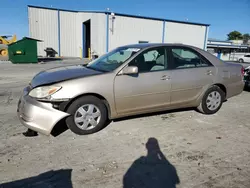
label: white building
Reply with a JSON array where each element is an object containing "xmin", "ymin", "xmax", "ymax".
[
  {"xmin": 207, "ymin": 39, "xmax": 250, "ymax": 61},
  {"xmin": 28, "ymin": 5, "xmax": 210, "ymax": 58}
]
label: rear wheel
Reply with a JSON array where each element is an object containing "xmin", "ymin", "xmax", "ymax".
[
  {"xmin": 66, "ymin": 96, "xmax": 109, "ymax": 135},
  {"xmin": 197, "ymin": 85, "xmax": 225, "ymax": 114},
  {"xmin": 239, "ymin": 58, "xmax": 244, "ymax": 63}
]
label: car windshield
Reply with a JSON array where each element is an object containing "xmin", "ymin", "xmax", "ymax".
[{"xmin": 86, "ymin": 47, "xmax": 141, "ymax": 72}]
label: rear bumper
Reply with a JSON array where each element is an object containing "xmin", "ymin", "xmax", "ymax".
[
  {"xmin": 17, "ymin": 86, "xmax": 70, "ymax": 135},
  {"xmin": 226, "ymin": 80, "xmax": 245, "ymax": 99}
]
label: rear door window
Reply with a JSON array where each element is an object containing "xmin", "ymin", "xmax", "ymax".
[{"xmin": 170, "ymin": 47, "xmax": 212, "ymax": 69}]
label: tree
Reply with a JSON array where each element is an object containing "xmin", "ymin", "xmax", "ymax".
[
  {"xmin": 227, "ymin": 31, "xmax": 243, "ymax": 40},
  {"xmin": 243, "ymin": 33, "xmax": 250, "ymax": 44}
]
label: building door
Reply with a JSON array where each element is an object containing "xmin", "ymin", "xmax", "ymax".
[{"xmin": 82, "ymin": 20, "xmax": 91, "ymax": 58}]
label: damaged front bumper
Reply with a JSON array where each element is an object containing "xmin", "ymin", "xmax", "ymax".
[{"xmin": 17, "ymin": 86, "xmax": 70, "ymax": 136}]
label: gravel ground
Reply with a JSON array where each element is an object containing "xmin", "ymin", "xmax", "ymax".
[{"xmin": 0, "ymin": 62, "xmax": 250, "ymax": 188}]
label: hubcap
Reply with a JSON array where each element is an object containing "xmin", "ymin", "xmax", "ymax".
[
  {"xmin": 74, "ymin": 104, "xmax": 101, "ymax": 130},
  {"xmin": 206, "ymin": 91, "xmax": 221, "ymax": 111}
]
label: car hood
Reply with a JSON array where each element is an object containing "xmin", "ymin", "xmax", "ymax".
[{"xmin": 31, "ymin": 65, "xmax": 102, "ymax": 87}]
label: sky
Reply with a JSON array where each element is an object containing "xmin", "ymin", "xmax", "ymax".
[{"xmin": 0, "ymin": 0, "xmax": 249, "ymax": 40}]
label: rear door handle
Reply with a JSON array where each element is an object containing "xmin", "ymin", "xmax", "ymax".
[{"xmin": 161, "ymin": 75, "xmax": 170, "ymax": 80}]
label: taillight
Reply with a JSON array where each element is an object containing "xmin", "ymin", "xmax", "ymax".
[{"xmin": 241, "ymin": 67, "xmax": 245, "ymax": 76}]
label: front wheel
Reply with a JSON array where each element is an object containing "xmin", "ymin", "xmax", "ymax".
[
  {"xmin": 197, "ymin": 85, "xmax": 225, "ymax": 115},
  {"xmin": 66, "ymin": 96, "xmax": 109, "ymax": 135}
]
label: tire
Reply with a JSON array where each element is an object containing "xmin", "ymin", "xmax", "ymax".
[
  {"xmin": 66, "ymin": 96, "xmax": 109, "ymax": 135},
  {"xmin": 244, "ymin": 83, "xmax": 250, "ymax": 91},
  {"xmin": 239, "ymin": 59, "xmax": 244, "ymax": 63},
  {"xmin": 197, "ymin": 85, "xmax": 225, "ymax": 115}
]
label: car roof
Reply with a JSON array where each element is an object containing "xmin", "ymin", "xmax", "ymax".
[
  {"xmin": 118, "ymin": 43, "xmax": 225, "ymax": 67},
  {"xmin": 119, "ymin": 43, "xmax": 194, "ymax": 49}
]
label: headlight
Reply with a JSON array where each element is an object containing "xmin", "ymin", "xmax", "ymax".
[{"xmin": 29, "ymin": 86, "xmax": 62, "ymax": 99}]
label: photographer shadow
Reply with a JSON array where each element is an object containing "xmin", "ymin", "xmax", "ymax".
[{"xmin": 123, "ymin": 138, "xmax": 180, "ymax": 188}]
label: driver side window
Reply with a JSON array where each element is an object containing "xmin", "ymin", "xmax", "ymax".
[{"xmin": 129, "ymin": 47, "xmax": 167, "ymax": 73}]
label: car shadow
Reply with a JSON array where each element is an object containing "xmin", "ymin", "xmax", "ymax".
[
  {"xmin": 114, "ymin": 107, "xmax": 194, "ymax": 122},
  {"xmin": 123, "ymin": 137, "xmax": 180, "ymax": 188},
  {"xmin": 51, "ymin": 117, "xmax": 69, "ymax": 137},
  {"xmin": 0, "ymin": 169, "xmax": 72, "ymax": 188},
  {"xmin": 51, "ymin": 108, "xmax": 195, "ymax": 137},
  {"xmin": 38, "ymin": 57, "xmax": 63, "ymax": 62}
]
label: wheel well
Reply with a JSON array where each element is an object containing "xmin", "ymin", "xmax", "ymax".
[
  {"xmin": 214, "ymin": 83, "xmax": 227, "ymax": 97},
  {"xmin": 64, "ymin": 93, "xmax": 111, "ymax": 118},
  {"xmin": 51, "ymin": 93, "xmax": 111, "ymax": 136}
]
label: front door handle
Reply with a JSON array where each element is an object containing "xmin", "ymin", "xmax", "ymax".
[
  {"xmin": 206, "ymin": 70, "xmax": 213, "ymax": 75},
  {"xmin": 161, "ymin": 75, "xmax": 170, "ymax": 80}
]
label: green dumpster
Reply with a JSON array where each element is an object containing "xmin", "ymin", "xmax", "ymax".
[{"xmin": 8, "ymin": 37, "xmax": 42, "ymax": 64}]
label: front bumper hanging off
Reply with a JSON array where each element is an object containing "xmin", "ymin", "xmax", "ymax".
[{"xmin": 17, "ymin": 86, "xmax": 70, "ymax": 136}]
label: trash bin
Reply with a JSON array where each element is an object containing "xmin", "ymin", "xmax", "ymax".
[{"xmin": 8, "ymin": 37, "xmax": 42, "ymax": 64}]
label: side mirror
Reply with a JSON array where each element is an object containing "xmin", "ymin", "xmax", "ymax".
[{"xmin": 119, "ymin": 66, "xmax": 138, "ymax": 75}]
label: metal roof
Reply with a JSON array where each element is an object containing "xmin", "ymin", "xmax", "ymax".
[
  {"xmin": 22, "ymin": 37, "xmax": 43, "ymax": 42},
  {"xmin": 28, "ymin": 5, "xmax": 210, "ymax": 26},
  {"xmin": 207, "ymin": 43, "xmax": 248, "ymax": 49},
  {"xmin": 208, "ymin": 38, "xmax": 232, "ymax": 43}
]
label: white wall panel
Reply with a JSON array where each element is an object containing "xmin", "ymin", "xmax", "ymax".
[
  {"xmin": 60, "ymin": 11, "xmax": 78, "ymax": 57},
  {"xmin": 28, "ymin": 7, "xmax": 58, "ymax": 56},
  {"xmin": 164, "ymin": 22, "xmax": 206, "ymax": 49},
  {"xmin": 59, "ymin": 12, "xmax": 92, "ymax": 58},
  {"xmin": 90, "ymin": 13, "xmax": 106, "ymax": 56},
  {"xmin": 29, "ymin": 6, "xmax": 208, "ymax": 57},
  {"xmin": 108, "ymin": 16, "xmax": 163, "ymax": 51}
]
